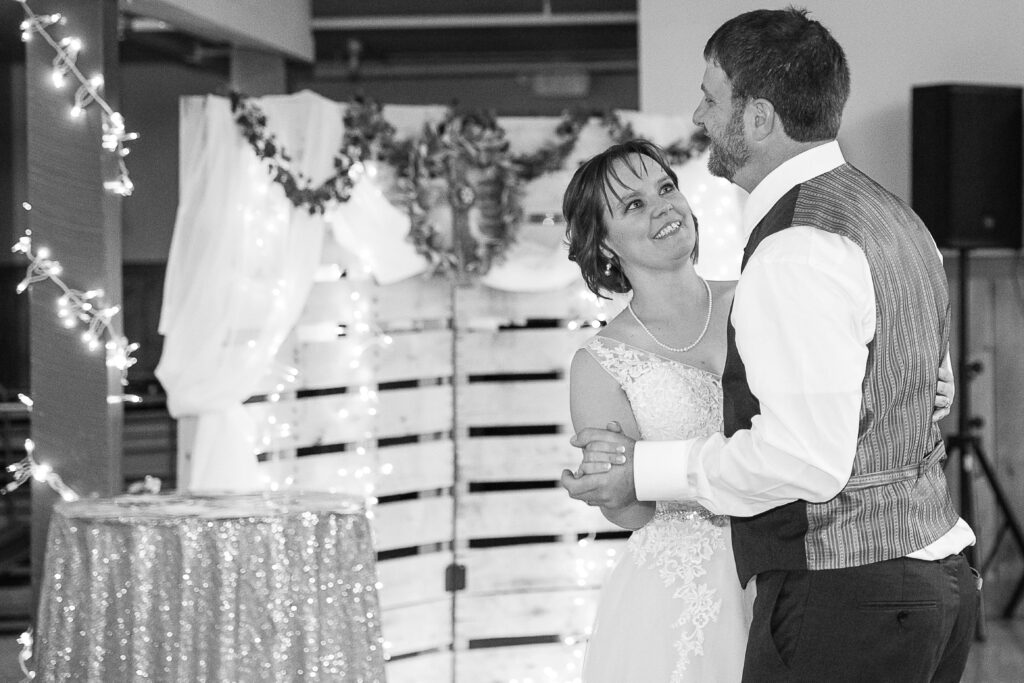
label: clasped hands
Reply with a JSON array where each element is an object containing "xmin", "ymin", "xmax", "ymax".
[
  {"xmin": 560, "ymin": 422, "xmax": 640, "ymax": 510},
  {"xmin": 561, "ymin": 365, "xmax": 955, "ymax": 510}
]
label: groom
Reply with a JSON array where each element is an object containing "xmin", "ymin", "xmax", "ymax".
[{"xmin": 563, "ymin": 8, "xmax": 978, "ymax": 682}]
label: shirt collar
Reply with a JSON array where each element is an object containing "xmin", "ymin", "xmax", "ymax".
[{"xmin": 742, "ymin": 140, "xmax": 846, "ymax": 238}]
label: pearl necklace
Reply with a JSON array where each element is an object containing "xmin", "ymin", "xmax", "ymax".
[{"xmin": 628, "ymin": 278, "xmax": 713, "ymax": 353}]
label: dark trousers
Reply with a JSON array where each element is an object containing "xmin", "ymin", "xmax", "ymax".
[{"xmin": 742, "ymin": 554, "xmax": 980, "ymax": 682}]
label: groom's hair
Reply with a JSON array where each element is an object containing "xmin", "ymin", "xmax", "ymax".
[{"xmin": 705, "ymin": 6, "xmax": 850, "ymax": 142}]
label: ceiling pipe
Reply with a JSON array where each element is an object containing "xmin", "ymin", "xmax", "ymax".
[
  {"xmin": 313, "ymin": 58, "xmax": 636, "ymax": 80},
  {"xmin": 309, "ymin": 12, "xmax": 637, "ymax": 32}
]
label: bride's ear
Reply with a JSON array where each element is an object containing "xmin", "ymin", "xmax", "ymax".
[{"xmin": 599, "ymin": 245, "xmax": 619, "ymax": 277}]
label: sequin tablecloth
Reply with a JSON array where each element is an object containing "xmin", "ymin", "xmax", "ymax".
[{"xmin": 34, "ymin": 491, "xmax": 386, "ymax": 682}]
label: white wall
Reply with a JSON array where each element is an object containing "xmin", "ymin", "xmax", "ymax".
[{"xmin": 639, "ymin": 0, "xmax": 1024, "ymax": 200}]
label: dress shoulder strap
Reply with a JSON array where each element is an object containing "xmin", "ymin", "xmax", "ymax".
[{"xmin": 583, "ymin": 336, "xmax": 649, "ymax": 387}]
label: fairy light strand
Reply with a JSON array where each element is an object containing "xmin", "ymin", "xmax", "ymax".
[
  {"xmin": 17, "ymin": 628, "xmax": 34, "ymax": 681},
  {"xmin": 18, "ymin": 0, "xmax": 138, "ymax": 195},
  {"xmin": 9, "ymin": 6, "xmax": 144, "ymax": 678},
  {"xmin": 11, "ymin": 229, "xmax": 139, "ymax": 389},
  {"xmin": 2, "ymin": 438, "xmax": 80, "ymax": 502}
]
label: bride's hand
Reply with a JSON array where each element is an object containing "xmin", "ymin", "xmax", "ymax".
[{"xmin": 570, "ymin": 421, "xmax": 633, "ymax": 475}]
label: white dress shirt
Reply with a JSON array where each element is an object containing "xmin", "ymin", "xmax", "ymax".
[{"xmin": 634, "ymin": 141, "xmax": 974, "ymax": 560}]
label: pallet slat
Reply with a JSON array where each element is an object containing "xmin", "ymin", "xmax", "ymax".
[
  {"xmin": 461, "ymin": 541, "xmax": 624, "ymax": 594},
  {"xmin": 381, "ymin": 600, "xmax": 453, "ymax": 658},
  {"xmin": 378, "ymin": 330, "xmax": 453, "ymax": 383},
  {"xmin": 456, "ymin": 284, "xmax": 613, "ymax": 324},
  {"xmin": 377, "ymin": 552, "xmax": 452, "ymax": 610},
  {"xmin": 386, "ymin": 649, "xmax": 453, "ymax": 683},
  {"xmin": 457, "ymin": 328, "xmax": 589, "ymax": 375},
  {"xmin": 458, "ymin": 489, "xmax": 618, "ymax": 539},
  {"xmin": 376, "ymin": 277, "xmax": 452, "ymax": 326},
  {"xmin": 458, "ymin": 434, "xmax": 577, "ymax": 482},
  {"xmin": 285, "ymin": 440, "xmax": 454, "ymax": 497},
  {"xmin": 455, "ymin": 588, "xmax": 599, "ymax": 641},
  {"xmin": 376, "ymin": 440, "xmax": 454, "ymax": 497},
  {"xmin": 459, "ymin": 380, "xmax": 570, "ymax": 427},
  {"xmin": 374, "ymin": 496, "xmax": 453, "ymax": 552},
  {"xmin": 297, "ymin": 329, "xmax": 453, "ymax": 389},
  {"xmin": 247, "ymin": 385, "xmax": 454, "ymax": 451},
  {"xmin": 455, "ymin": 642, "xmax": 586, "ymax": 683}
]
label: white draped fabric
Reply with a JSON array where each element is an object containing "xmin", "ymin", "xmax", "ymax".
[
  {"xmin": 157, "ymin": 92, "xmax": 344, "ymax": 491},
  {"xmin": 324, "ymin": 164, "xmax": 428, "ymax": 286}
]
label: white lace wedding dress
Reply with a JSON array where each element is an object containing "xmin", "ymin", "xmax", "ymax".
[{"xmin": 581, "ymin": 336, "xmax": 755, "ymax": 683}]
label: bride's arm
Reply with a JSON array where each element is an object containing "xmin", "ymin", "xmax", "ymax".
[{"xmin": 569, "ymin": 348, "xmax": 656, "ymax": 530}]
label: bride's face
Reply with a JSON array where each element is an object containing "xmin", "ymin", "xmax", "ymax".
[{"xmin": 600, "ymin": 153, "xmax": 697, "ymax": 276}]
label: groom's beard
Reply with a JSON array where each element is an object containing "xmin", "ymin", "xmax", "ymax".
[{"xmin": 707, "ymin": 106, "xmax": 751, "ymax": 181}]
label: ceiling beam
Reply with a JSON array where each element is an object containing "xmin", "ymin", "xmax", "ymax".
[{"xmin": 120, "ymin": 0, "xmax": 313, "ymax": 62}]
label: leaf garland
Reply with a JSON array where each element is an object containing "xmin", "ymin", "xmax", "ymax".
[
  {"xmin": 401, "ymin": 110, "xmax": 523, "ymax": 276},
  {"xmin": 511, "ymin": 109, "xmax": 591, "ymax": 181},
  {"xmin": 605, "ymin": 111, "xmax": 711, "ymax": 165},
  {"xmin": 511, "ymin": 108, "xmax": 711, "ymax": 181},
  {"xmin": 228, "ymin": 94, "xmax": 710, "ymax": 277},
  {"xmin": 229, "ymin": 91, "xmax": 359, "ymax": 216},
  {"xmin": 341, "ymin": 97, "xmax": 414, "ymax": 170}
]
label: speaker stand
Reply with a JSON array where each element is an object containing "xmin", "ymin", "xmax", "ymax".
[{"xmin": 945, "ymin": 249, "xmax": 1024, "ymax": 638}]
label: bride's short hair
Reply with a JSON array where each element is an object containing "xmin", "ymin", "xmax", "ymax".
[{"xmin": 562, "ymin": 139, "xmax": 697, "ymax": 299}]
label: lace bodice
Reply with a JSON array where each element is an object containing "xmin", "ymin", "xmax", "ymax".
[
  {"xmin": 583, "ymin": 336, "xmax": 732, "ymax": 679},
  {"xmin": 584, "ymin": 336, "xmax": 724, "ymax": 442}
]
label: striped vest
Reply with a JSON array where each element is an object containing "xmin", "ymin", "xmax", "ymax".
[{"xmin": 727, "ymin": 164, "xmax": 961, "ymax": 586}]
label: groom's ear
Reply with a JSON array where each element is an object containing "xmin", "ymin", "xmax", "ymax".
[{"xmin": 748, "ymin": 98, "xmax": 776, "ymax": 141}]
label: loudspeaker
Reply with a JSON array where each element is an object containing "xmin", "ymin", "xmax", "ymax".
[{"xmin": 912, "ymin": 84, "xmax": 1022, "ymax": 249}]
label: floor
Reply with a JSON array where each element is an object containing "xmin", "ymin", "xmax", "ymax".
[
  {"xmin": 961, "ymin": 618, "xmax": 1024, "ymax": 682},
  {"xmin": 2, "ymin": 618, "xmax": 1023, "ymax": 682}
]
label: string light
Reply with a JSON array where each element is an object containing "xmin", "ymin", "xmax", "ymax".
[
  {"xmin": 3, "ymin": 438, "xmax": 79, "ymax": 502},
  {"xmin": 17, "ymin": 0, "xmax": 137, "ymax": 195},
  {"xmin": 7, "ymin": 8, "xmax": 151, "ymax": 681},
  {"xmin": 11, "ymin": 229, "xmax": 139, "ymax": 390},
  {"xmin": 17, "ymin": 628, "xmax": 33, "ymax": 680},
  {"xmin": 565, "ymin": 287, "xmax": 613, "ymax": 331}
]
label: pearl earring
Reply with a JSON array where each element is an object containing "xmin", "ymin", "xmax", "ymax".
[{"xmin": 604, "ymin": 260, "xmax": 613, "ymax": 276}]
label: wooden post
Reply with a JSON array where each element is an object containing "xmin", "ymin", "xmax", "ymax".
[{"xmin": 25, "ymin": 0, "xmax": 124, "ymax": 597}]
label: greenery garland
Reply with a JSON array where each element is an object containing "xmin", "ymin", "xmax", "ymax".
[
  {"xmin": 341, "ymin": 97, "xmax": 414, "ymax": 170},
  {"xmin": 604, "ymin": 110, "xmax": 711, "ymax": 165},
  {"xmin": 229, "ymin": 92, "xmax": 359, "ymax": 216},
  {"xmin": 401, "ymin": 110, "xmax": 523, "ymax": 276},
  {"xmin": 229, "ymin": 94, "xmax": 709, "ymax": 276},
  {"xmin": 511, "ymin": 109, "xmax": 591, "ymax": 181}
]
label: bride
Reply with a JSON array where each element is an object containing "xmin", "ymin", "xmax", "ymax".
[{"xmin": 559, "ymin": 139, "xmax": 955, "ymax": 682}]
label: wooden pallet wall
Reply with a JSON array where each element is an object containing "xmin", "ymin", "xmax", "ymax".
[
  {"xmin": 247, "ymin": 263, "xmax": 457, "ymax": 680},
  {"xmin": 452, "ymin": 285, "xmax": 623, "ymax": 683},
  {"xmin": 227, "ymin": 236, "xmax": 627, "ymax": 682}
]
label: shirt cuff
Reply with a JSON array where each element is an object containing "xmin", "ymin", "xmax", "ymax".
[{"xmin": 634, "ymin": 439, "xmax": 698, "ymax": 501}]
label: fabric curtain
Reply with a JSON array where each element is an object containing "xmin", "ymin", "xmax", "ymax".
[{"xmin": 157, "ymin": 91, "xmax": 342, "ymax": 491}]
